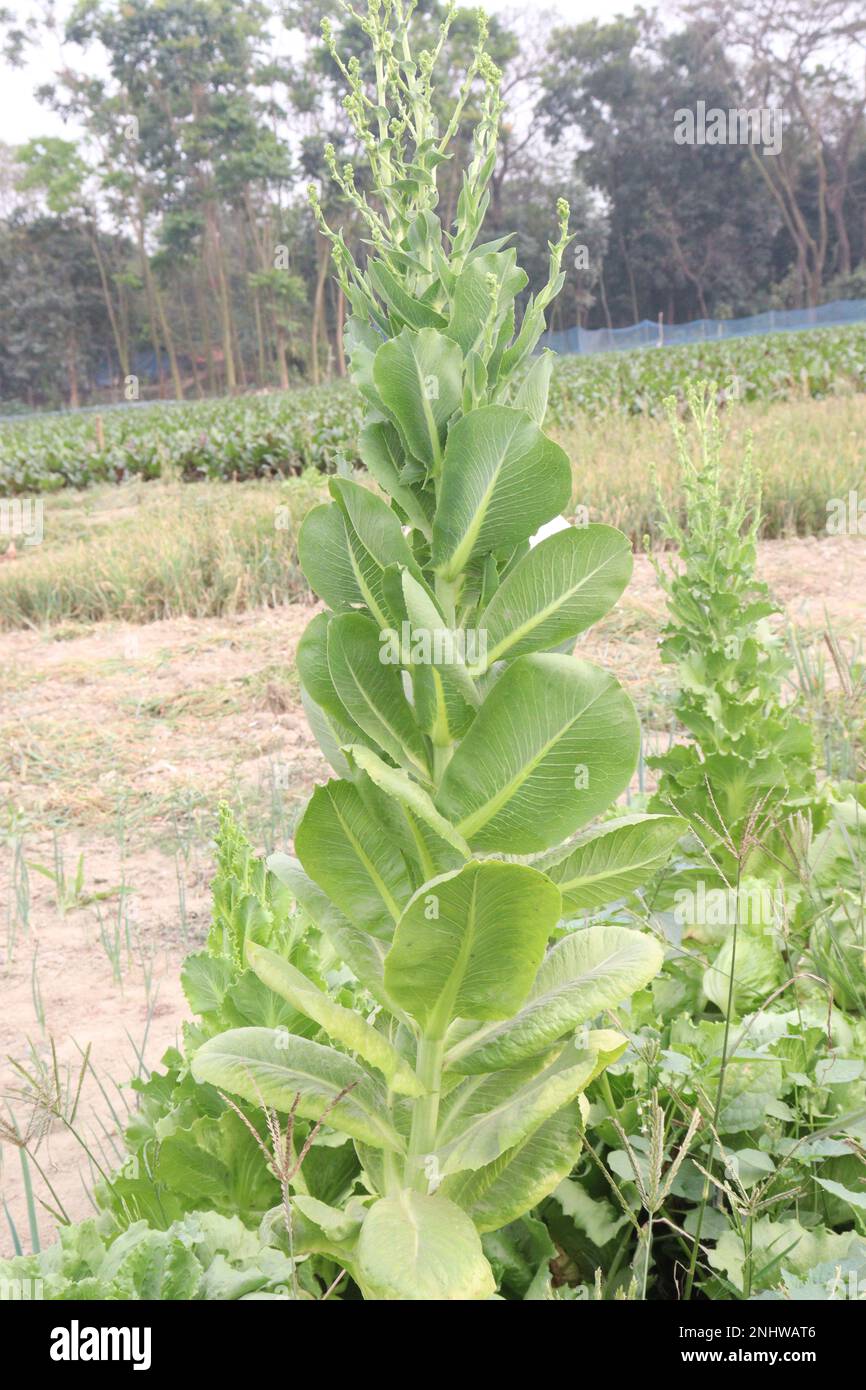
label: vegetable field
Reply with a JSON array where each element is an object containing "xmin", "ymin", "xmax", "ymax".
[
  {"xmin": 3, "ymin": 322, "xmax": 866, "ymax": 497},
  {"xmin": 1, "ymin": 0, "xmax": 865, "ymax": 1317}
]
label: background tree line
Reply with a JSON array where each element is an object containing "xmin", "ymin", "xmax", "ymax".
[{"xmin": 1, "ymin": 0, "xmax": 865, "ymax": 409}]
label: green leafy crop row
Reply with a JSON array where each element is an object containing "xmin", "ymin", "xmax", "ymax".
[{"xmin": 2, "ymin": 324, "xmax": 866, "ymax": 496}]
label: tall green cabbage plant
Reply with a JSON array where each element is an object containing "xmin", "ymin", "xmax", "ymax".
[
  {"xmin": 193, "ymin": 0, "xmax": 677, "ymax": 1301},
  {"xmin": 648, "ymin": 384, "xmax": 815, "ymax": 875}
]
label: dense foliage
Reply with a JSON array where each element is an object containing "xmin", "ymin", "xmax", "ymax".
[{"xmin": 2, "ymin": 1, "xmax": 866, "ymax": 405}]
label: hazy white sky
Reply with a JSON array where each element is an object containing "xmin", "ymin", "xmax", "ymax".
[{"xmin": 2, "ymin": 0, "xmax": 641, "ymax": 146}]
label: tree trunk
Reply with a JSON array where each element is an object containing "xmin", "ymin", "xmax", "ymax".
[
  {"xmin": 195, "ymin": 262, "xmax": 216, "ymax": 395},
  {"xmin": 88, "ymin": 220, "xmax": 128, "ymax": 388},
  {"xmin": 253, "ymin": 289, "xmax": 268, "ymax": 385},
  {"xmin": 334, "ymin": 281, "xmax": 347, "ymax": 377},
  {"xmin": 153, "ymin": 277, "xmax": 185, "ymax": 400},
  {"xmin": 180, "ymin": 293, "xmax": 204, "ymax": 398},
  {"xmin": 275, "ymin": 323, "xmax": 290, "ymax": 390},
  {"xmin": 619, "ymin": 231, "xmax": 640, "ymax": 323},
  {"xmin": 598, "ymin": 268, "xmax": 613, "ymax": 331},
  {"xmin": 828, "ymin": 187, "xmax": 852, "ymax": 279},
  {"xmin": 207, "ymin": 203, "xmax": 237, "ymax": 392},
  {"xmin": 67, "ymin": 330, "xmax": 80, "ymax": 409},
  {"xmin": 135, "ymin": 212, "xmax": 165, "ymax": 397}
]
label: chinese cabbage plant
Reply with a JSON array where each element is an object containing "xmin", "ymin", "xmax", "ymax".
[
  {"xmin": 192, "ymin": 0, "xmax": 677, "ymax": 1301},
  {"xmin": 648, "ymin": 384, "xmax": 815, "ymax": 876}
]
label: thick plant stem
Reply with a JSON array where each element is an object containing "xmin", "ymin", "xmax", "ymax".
[
  {"xmin": 431, "ymin": 573, "xmax": 459, "ymax": 789},
  {"xmin": 434, "ymin": 575, "xmax": 459, "ymax": 627},
  {"xmin": 407, "ymin": 1036, "xmax": 445, "ymax": 1192},
  {"xmin": 684, "ymin": 865, "xmax": 742, "ymax": 1299},
  {"xmin": 433, "ymin": 743, "xmax": 453, "ymax": 786}
]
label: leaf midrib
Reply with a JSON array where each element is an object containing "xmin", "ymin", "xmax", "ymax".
[
  {"xmin": 204, "ymin": 1044, "xmax": 402, "ymax": 1149},
  {"xmin": 481, "ymin": 542, "xmax": 628, "ymax": 669},
  {"xmin": 333, "ymin": 637, "xmax": 428, "ymax": 777},
  {"xmin": 437, "ymin": 412, "xmax": 527, "ymax": 578},
  {"xmin": 452, "ymin": 679, "xmax": 610, "ymax": 840},
  {"xmin": 445, "ymin": 942, "xmax": 645, "ymax": 1068},
  {"xmin": 329, "ymin": 789, "xmax": 404, "ymax": 924}
]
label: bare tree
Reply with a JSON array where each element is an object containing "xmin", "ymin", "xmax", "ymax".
[{"xmin": 684, "ymin": 0, "xmax": 866, "ymax": 302}]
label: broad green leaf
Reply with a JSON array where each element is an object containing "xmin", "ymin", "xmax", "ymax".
[
  {"xmin": 372, "ymin": 327, "xmax": 463, "ymax": 472},
  {"xmin": 435, "ymin": 654, "xmax": 640, "ymax": 853},
  {"xmin": 814, "ymin": 1177, "xmax": 866, "ymax": 1212},
  {"xmin": 401, "ymin": 571, "xmax": 480, "ymax": 693},
  {"xmin": 329, "ymin": 478, "xmax": 421, "ymax": 629},
  {"xmin": 358, "ymin": 420, "xmax": 432, "ymax": 537},
  {"xmin": 300, "ymin": 688, "xmax": 357, "ymax": 780},
  {"xmin": 268, "ymin": 856, "xmax": 402, "ymax": 1012},
  {"xmin": 717, "ymin": 1058, "xmax": 784, "ymax": 1134},
  {"xmin": 476, "ymin": 525, "xmax": 633, "ymax": 670},
  {"xmin": 297, "ymin": 612, "xmax": 351, "ymax": 720},
  {"xmin": 155, "ymin": 1109, "xmax": 278, "ymax": 1225},
  {"xmin": 487, "ymin": 301, "xmax": 516, "ymax": 386},
  {"xmin": 551, "ymin": 1178, "xmax": 630, "ymax": 1246},
  {"xmin": 540, "ymin": 813, "xmax": 687, "ymax": 912},
  {"xmin": 339, "ymin": 746, "xmax": 464, "ymax": 884},
  {"xmin": 400, "ymin": 809, "xmax": 466, "ymax": 883},
  {"xmin": 297, "ymin": 503, "xmax": 361, "ymax": 611},
  {"xmin": 482, "ymin": 1213, "xmax": 556, "ymax": 1301},
  {"xmin": 344, "ymin": 315, "xmax": 386, "ymax": 406},
  {"xmin": 462, "ymin": 349, "xmax": 487, "ymax": 413},
  {"xmin": 436, "ymin": 1043, "xmax": 601, "ymax": 1176},
  {"xmin": 325, "ymin": 926, "xmax": 396, "ymax": 1008},
  {"xmin": 401, "ymin": 569, "xmax": 479, "ymax": 743},
  {"xmin": 245, "ymin": 941, "xmax": 424, "ymax": 1097},
  {"xmin": 441, "ymin": 1099, "xmax": 585, "ymax": 1233},
  {"xmin": 222, "ymin": 970, "xmax": 316, "ymax": 1035},
  {"xmin": 289, "ymin": 1194, "xmax": 366, "ymax": 1257},
  {"xmin": 368, "ymin": 260, "xmax": 447, "ymax": 330},
  {"xmin": 446, "ymin": 251, "xmax": 527, "ymax": 357},
  {"xmin": 384, "ymin": 861, "xmax": 561, "ymax": 1035},
  {"xmin": 355, "ymin": 1191, "xmax": 495, "ymax": 1301},
  {"xmin": 446, "ymin": 925, "xmax": 663, "ymax": 1073},
  {"xmin": 500, "ymin": 276, "xmax": 565, "ymax": 379},
  {"xmin": 345, "ymin": 745, "xmax": 471, "ymax": 857},
  {"xmin": 709, "ymin": 1217, "xmax": 856, "ymax": 1294},
  {"xmin": 327, "ymin": 613, "xmax": 430, "ymax": 777},
  {"xmin": 432, "ymin": 405, "xmax": 572, "ymax": 581},
  {"xmin": 294, "ymin": 780, "xmax": 413, "ymax": 931},
  {"xmin": 412, "ymin": 667, "xmax": 474, "ymax": 748},
  {"xmin": 190, "ymin": 1028, "xmax": 404, "ymax": 1153},
  {"xmin": 512, "ymin": 350, "xmax": 555, "ymax": 425},
  {"xmin": 181, "ymin": 952, "xmax": 234, "ymax": 1017}
]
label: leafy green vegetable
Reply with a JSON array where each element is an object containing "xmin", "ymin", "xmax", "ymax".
[
  {"xmin": 0, "ymin": 1211, "xmax": 301, "ymax": 1301},
  {"xmin": 191, "ymin": 2, "xmax": 667, "ymax": 1302}
]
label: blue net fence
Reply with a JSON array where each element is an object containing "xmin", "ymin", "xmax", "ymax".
[{"xmin": 541, "ymin": 297, "xmax": 866, "ymax": 355}]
